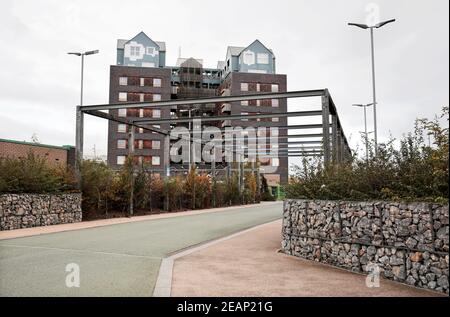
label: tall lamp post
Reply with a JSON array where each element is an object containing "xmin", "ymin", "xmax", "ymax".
[
  {"xmin": 352, "ymin": 103, "xmax": 374, "ymax": 160},
  {"xmin": 348, "ymin": 19, "xmax": 395, "ymax": 156},
  {"xmin": 68, "ymin": 50, "xmax": 99, "ymax": 186}
]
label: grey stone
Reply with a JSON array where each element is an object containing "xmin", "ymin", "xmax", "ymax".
[
  {"xmin": 367, "ymin": 246, "xmax": 377, "ymax": 256},
  {"xmin": 406, "ymin": 237, "xmax": 418, "ymax": 249},
  {"xmin": 430, "ymin": 267, "xmax": 442, "ymax": 275},
  {"xmin": 390, "ymin": 256, "xmax": 404, "ymax": 266},
  {"xmin": 426, "ymin": 273, "xmax": 436, "ymax": 282},
  {"xmin": 436, "ymin": 226, "xmax": 449, "ymax": 240},
  {"xmin": 406, "ymin": 276, "xmax": 416, "ymax": 285},
  {"xmin": 437, "ymin": 275, "xmax": 449, "ymax": 288}
]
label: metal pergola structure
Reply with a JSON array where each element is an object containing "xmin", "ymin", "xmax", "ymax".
[
  {"xmin": 77, "ymin": 89, "xmax": 351, "ymax": 162},
  {"xmin": 76, "ymin": 89, "xmax": 351, "ymax": 212}
]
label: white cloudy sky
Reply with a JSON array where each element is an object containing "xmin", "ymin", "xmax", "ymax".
[{"xmin": 0, "ymin": 0, "xmax": 448, "ymax": 159}]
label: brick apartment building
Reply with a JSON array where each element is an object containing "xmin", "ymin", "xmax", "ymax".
[
  {"xmin": 0, "ymin": 138, "xmax": 75, "ymax": 167},
  {"xmin": 107, "ymin": 31, "xmax": 288, "ymax": 187}
]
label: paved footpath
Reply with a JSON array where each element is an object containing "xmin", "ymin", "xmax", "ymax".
[
  {"xmin": 0, "ymin": 202, "xmax": 282, "ymax": 296},
  {"xmin": 171, "ymin": 220, "xmax": 445, "ymax": 297}
]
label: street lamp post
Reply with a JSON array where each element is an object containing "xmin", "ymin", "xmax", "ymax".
[
  {"xmin": 352, "ymin": 103, "xmax": 374, "ymax": 160},
  {"xmin": 348, "ymin": 19, "xmax": 395, "ymax": 156},
  {"xmin": 68, "ymin": 50, "xmax": 99, "ymax": 187},
  {"xmin": 68, "ymin": 50, "xmax": 99, "ymax": 107}
]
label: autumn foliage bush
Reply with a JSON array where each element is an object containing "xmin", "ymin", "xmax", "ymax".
[{"xmin": 79, "ymin": 158, "xmax": 259, "ymax": 218}]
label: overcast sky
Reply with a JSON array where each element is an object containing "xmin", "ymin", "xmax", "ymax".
[{"xmin": 0, "ymin": 0, "xmax": 448, "ymax": 160}]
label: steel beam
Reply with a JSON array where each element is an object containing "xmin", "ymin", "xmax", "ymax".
[
  {"xmin": 132, "ymin": 110, "xmax": 323, "ymax": 125},
  {"xmin": 80, "ymin": 90, "xmax": 326, "ymax": 111}
]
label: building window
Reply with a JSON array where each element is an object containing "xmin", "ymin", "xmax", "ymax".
[
  {"xmin": 272, "ymin": 99, "xmax": 279, "ymax": 107},
  {"xmin": 153, "ymin": 94, "xmax": 161, "ymax": 101},
  {"xmin": 152, "ymin": 140, "xmax": 161, "ymax": 150},
  {"xmin": 130, "ymin": 46, "xmax": 140, "ymax": 56},
  {"xmin": 146, "ymin": 47, "xmax": 155, "ymax": 55},
  {"xmin": 118, "ymin": 92, "xmax": 127, "ymax": 102},
  {"xmin": 118, "ymin": 109, "xmax": 127, "ymax": 117},
  {"xmin": 270, "ymin": 128, "xmax": 279, "ymax": 137},
  {"xmin": 153, "ymin": 78, "xmax": 162, "ymax": 87},
  {"xmin": 119, "ymin": 77, "xmax": 127, "ymax": 86},
  {"xmin": 140, "ymin": 78, "xmax": 145, "ymax": 87},
  {"xmin": 240, "ymin": 83, "xmax": 248, "ymax": 92},
  {"xmin": 139, "ymin": 93, "xmax": 144, "ymax": 102},
  {"xmin": 271, "ymin": 158, "xmax": 280, "ymax": 167},
  {"xmin": 138, "ymin": 140, "xmax": 143, "ymax": 149},
  {"xmin": 152, "ymin": 156, "xmax": 161, "ymax": 166},
  {"xmin": 241, "ymin": 100, "xmax": 248, "ymax": 106},
  {"xmin": 139, "ymin": 109, "xmax": 144, "ymax": 118},
  {"xmin": 138, "ymin": 127, "xmax": 144, "ymax": 134},
  {"xmin": 117, "ymin": 124, "xmax": 127, "ymax": 133},
  {"xmin": 117, "ymin": 140, "xmax": 127, "ymax": 149},
  {"xmin": 241, "ymin": 112, "xmax": 248, "ymax": 121},
  {"xmin": 271, "ymin": 84, "xmax": 279, "ymax": 92},
  {"xmin": 257, "ymin": 53, "xmax": 269, "ymax": 64},
  {"xmin": 117, "ymin": 156, "xmax": 126, "ymax": 165},
  {"xmin": 153, "ymin": 109, "xmax": 161, "ymax": 118},
  {"xmin": 272, "ymin": 117, "xmax": 279, "ymax": 122}
]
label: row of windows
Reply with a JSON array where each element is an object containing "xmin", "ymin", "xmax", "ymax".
[
  {"xmin": 116, "ymin": 155, "xmax": 276, "ymax": 167},
  {"xmin": 241, "ymin": 83, "xmax": 279, "ymax": 92},
  {"xmin": 241, "ymin": 99, "xmax": 279, "ymax": 107},
  {"xmin": 118, "ymin": 92, "xmax": 161, "ymax": 102},
  {"xmin": 117, "ymin": 124, "xmax": 161, "ymax": 134},
  {"xmin": 117, "ymin": 155, "xmax": 160, "ymax": 166},
  {"xmin": 118, "ymin": 108, "xmax": 161, "ymax": 118},
  {"xmin": 119, "ymin": 76, "xmax": 162, "ymax": 87},
  {"xmin": 117, "ymin": 139, "xmax": 161, "ymax": 150}
]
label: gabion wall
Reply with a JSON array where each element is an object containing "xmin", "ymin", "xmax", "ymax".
[
  {"xmin": 0, "ymin": 193, "xmax": 82, "ymax": 231},
  {"xmin": 282, "ymin": 200, "xmax": 449, "ymax": 294}
]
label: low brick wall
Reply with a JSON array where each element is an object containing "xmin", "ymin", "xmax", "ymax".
[
  {"xmin": 282, "ymin": 200, "xmax": 449, "ymax": 294},
  {"xmin": 0, "ymin": 193, "xmax": 82, "ymax": 231}
]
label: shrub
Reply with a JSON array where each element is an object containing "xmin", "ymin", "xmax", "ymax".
[
  {"xmin": 0, "ymin": 152, "xmax": 76, "ymax": 194},
  {"xmin": 285, "ymin": 107, "xmax": 449, "ymax": 203}
]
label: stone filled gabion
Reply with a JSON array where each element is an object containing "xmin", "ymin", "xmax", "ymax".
[
  {"xmin": 0, "ymin": 193, "xmax": 82, "ymax": 231},
  {"xmin": 282, "ymin": 200, "xmax": 449, "ymax": 294}
]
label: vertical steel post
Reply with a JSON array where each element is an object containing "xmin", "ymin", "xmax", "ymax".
[
  {"xmin": 212, "ymin": 156, "xmax": 216, "ymax": 208},
  {"xmin": 363, "ymin": 103, "xmax": 369, "ymax": 161},
  {"xmin": 75, "ymin": 106, "xmax": 84, "ymax": 189},
  {"xmin": 256, "ymin": 160, "xmax": 261, "ymax": 202},
  {"xmin": 163, "ymin": 134, "xmax": 170, "ymax": 211},
  {"xmin": 128, "ymin": 125, "xmax": 135, "ymax": 216},
  {"xmin": 321, "ymin": 93, "xmax": 331, "ymax": 165},
  {"xmin": 331, "ymin": 114, "xmax": 338, "ymax": 163}
]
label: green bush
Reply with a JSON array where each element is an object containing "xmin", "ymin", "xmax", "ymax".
[{"xmin": 286, "ymin": 107, "xmax": 449, "ymax": 203}]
